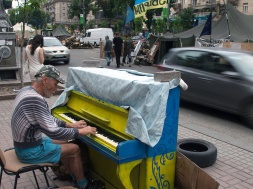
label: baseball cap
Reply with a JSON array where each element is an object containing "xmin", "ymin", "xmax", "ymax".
[{"xmin": 34, "ymin": 65, "xmax": 65, "ymax": 84}]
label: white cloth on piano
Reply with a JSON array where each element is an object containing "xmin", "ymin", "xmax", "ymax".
[{"xmin": 53, "ymin": 68, "xmax": 180, "ymax": 147}]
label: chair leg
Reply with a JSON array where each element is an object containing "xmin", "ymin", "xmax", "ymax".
[
  {"xmin": 40, "ymin": 167, "xmax": 50, "ymax": 187},
  {"xmin": 14, "ymin": 175, "xmax": 19, "ymax": 189},
  {"xmin": 0, "ymin": 168, "xmax": 3, "ymax": 186},
  {"xmin": 32, "ymin": 170, "xmax": 40, "ymax": 189}
]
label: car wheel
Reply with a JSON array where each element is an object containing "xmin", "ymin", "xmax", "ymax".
[
  {"xmin": 64, "ymin": 59, "xmax": 70, "ymax": 64},
  {"xmin": 177, "ymin": 138, "xmax": 217, "ymax": 168},
  {"xmin": 242, "ymin": 103, "xmax": 253, "ymax": 128},
  {"xmin": 94, "ymin": 42, "xmax": 97, "ymax": 47}
]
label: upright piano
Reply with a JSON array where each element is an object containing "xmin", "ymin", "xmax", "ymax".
[{"xmin": 52, "ymin": 86, "xmax": 180, "ymax": 189}]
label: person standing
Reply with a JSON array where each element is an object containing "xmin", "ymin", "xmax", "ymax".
[
  {"xmin": 113, "ymin": 32, "xmax": 123, "ymax": 68},
  {"xmin": 24, "ymin": 34, "xmax": 44, "ymax": 81},
  {"xmin": 121, "ymin": 35, "xmax": 132, "ymax": 67},
  {"xmin": 11, "ymin": 65, "xmax": 104, "ymax": 189},
  {"xmin": 104, "ymin": 35, "xmax": 113, "ymax": 66}
]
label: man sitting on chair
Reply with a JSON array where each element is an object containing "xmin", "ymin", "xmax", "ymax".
[{"xmin": 11, "ymin": 65, "xmax": 104, "ymax": 189}]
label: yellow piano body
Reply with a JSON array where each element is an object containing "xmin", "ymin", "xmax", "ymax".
[{"xmin": 52, "ymin": 87, "xmax": 180, "ymax": 189}]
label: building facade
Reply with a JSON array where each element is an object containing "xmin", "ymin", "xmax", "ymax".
[{"xmin": 42, "ymin": 0, "xmax": 79, "ymax": 26}]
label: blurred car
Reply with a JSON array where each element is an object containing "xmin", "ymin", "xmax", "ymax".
[
  {"xmin": 43, "ymin": 36, "xmax": 70, "ymax": 64},
  {"xmin": 157, "ymin": 47, "xmax": 253, "ymax": 127}
]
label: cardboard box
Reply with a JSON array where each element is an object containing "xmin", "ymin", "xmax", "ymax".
[{"xmin": 175, "ymin": 151, "xmax": 219, "ymax": 189}]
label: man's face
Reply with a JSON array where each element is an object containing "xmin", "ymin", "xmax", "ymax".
[{"xmin": 43, "ymin": 77, "xmax": 59, "ymax": 98}]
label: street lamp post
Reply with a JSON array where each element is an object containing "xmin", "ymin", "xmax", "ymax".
[{"xmin": 83, "ymin": 0, "xmax": 85, "ymax": 33}]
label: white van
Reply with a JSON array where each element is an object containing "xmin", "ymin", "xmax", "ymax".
[{"xmin": 80, "ymin": 28, "xmax": 114, "ymax": 46}]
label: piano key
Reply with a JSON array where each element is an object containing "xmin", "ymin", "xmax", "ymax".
[{"xmin": 59, "ymin": 113, "xmax": 123, "ymax": 147}]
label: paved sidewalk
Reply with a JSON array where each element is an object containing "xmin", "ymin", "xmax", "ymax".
[{"xmin": 0, "ymin": 95, "xmax": 253, "ymax": 189}]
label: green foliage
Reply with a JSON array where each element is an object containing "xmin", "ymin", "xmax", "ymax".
[
  {"xmin": 170, "ymin": 16, "xmax": 183, "ymax": 33},
  {"xmin": 178, "ymin": 7, "xmax": 195, "ymax": 31},
  {"xmin": 98, "ymin": 20, "xmax": 109, "ymax": 28},
  {"xmin": 134, "ymin": 17, "xmax": 143, "ymax": 34},
  {"xmin": 96, "ymin": 0, "xmax": 115, "ymax": 18},
  {"xmin": 70, "ymin": 24, "xmax": 75, "ymax": 33},
  {"xmin": 145, "ymin": 10, "xmax": 155, "ymax": 32},
  {"xmin": 112, "ymin": 0, "xmax": 134, "ymax": 15},
  {"xmin": 115, "ymin": 20, "xmax": 124, "ymax": 32},
  {"xmin": 86, "ymin": 20, "xmax": 95, "ymax": 29},
  {"xmin": 169, "ymin": 8, "xmax": 194, "ymax": 33},
  {"xmin": 68, "ymin": 0, "xmax": 97, "ymax": 21},
  {"xmin": 155, "ymin": 18, "xmax": 166, "ymax": 34}
]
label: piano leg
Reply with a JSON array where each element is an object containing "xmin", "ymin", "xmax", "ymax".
[{"xmin": 117, "ymin": 159, "xmax": 143, "ymax": 189}]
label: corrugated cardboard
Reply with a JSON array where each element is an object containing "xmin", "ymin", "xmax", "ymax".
[{"xmin": 175, "ymin": 151, "xmax": 219, "ymax": 189}]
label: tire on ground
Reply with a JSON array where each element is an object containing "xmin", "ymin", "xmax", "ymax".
[{"xmin": 177, "ymin": 138, "xmax": 217, "ymax": 168}]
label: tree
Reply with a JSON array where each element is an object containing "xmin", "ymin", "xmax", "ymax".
[
  {"xmin": 68, "ymin": 0, "xmax": 97, "ymax": 29},
  {"xmin": 169, "ymin": 8, "xmax": 195, "ymax": 33},
  {"xmin": 115, "ymin": 20, "xmax": 124, "ymax": 33},
  {"xmin": 134, "ymin": 17, "xmax": 142, "ymax": 35},
  {"xmin": 86, "ymin": 20, "xmax": 95, "ymax": 29},
  {"xmin": 178, "ymin": 7, "xmax": 195, "ymax": 31}
]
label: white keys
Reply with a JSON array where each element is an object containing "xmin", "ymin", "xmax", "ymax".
[
  {"xmin": 95, "ymin": 133, "xmax": 118, "ymax": 147},
  {"xmin": 59, "ymin": 113, "xmax": 118, "ymax": 147},
  {"xmin": 59, "ymin": 113, "xmax": 76, "ymax": 123}
]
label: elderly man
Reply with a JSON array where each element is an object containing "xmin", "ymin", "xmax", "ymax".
[{"xmin": 11, "ymin": 65, "xmax": 103, "ymax": 189}]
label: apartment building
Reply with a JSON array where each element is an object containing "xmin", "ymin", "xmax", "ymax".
[
  {"xmin": 42, "ymin": 0, "xmax": 79, "ymax": 26},
  {"xmin": 179, "ymin": 0, "xmax": 253, "ymax": 15}
]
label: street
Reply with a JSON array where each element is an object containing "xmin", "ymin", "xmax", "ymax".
[{"xmin": 51, "ymin": 48, "xmax": 253, "ymax": 152}]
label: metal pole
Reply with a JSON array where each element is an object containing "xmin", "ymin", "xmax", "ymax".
[
  {"xmin": 83, "ymin": 0, "xmax": 85, "ymax": 33},
  {"xmin": 167, "ymin": 0, "xmax": 170, "ymax": 30}
]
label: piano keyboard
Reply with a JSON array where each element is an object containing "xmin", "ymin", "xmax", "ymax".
[{"xmin": 58, "ymin": 113, "xmax": 123, "ymax": 148}]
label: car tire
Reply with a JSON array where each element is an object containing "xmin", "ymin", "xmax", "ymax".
[
  {"xmin": 177, "ymin": 138, "xmax": 217, "ymax": 168},
  {"xmin": 242, "ymin": 103, "xmax": 253, "ymax": 128},
  {"xmin": 64, "ymin": 59, "xmax": 70, "ymax": 64}
]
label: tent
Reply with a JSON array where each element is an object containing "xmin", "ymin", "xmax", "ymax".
[
  {"xmin": 165, "ymin": 3, "xmax": 253, "ymax": 42},
  {"xmin": 53, "ymin": 25, "xmax": 71, "ymax": 40},
  {"xmin": 13, "ymin": 22, "xmax": 36, "ymax": 39},
  {"xmin": 151, "ymin": 3, "xmax": 253, "ymax": 64},
  {"xmin": 13, "ymin": 22, "xmax": 35, "ymax": 32}
]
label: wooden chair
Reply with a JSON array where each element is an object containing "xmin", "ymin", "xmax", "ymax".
[{"xmin": 0, "ymin": 147, "xmax": 58, "ymax": 189}]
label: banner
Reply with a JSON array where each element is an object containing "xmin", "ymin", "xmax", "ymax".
[
  {"xmin": 125, "ymin": 5, "xmax": 135, "ymax": 24},
  {"xmin": 195, "ymin": 38, "xmax": 224, "ymax": 47},
  {"xmin": 134, "ymin": 0, "xmax": 168, "ymax": 18},
  {"xmin": 80, "ymin": 14, "xmax": 84, "ymax": 24}
]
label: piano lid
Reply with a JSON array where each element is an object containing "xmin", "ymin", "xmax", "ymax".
[{"xmin": 53, "ymin": 68, "xmax": 180, "ymax": 147}]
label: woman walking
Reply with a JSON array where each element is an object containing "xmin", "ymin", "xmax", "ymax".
[{"xmin": 24, "ymin": 34, "xmax": 44, "ymax": 81}]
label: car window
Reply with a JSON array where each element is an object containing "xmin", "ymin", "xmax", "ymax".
[
  {"xmin": 205, "ymin": 53, "xmax": 235, "ymax": 73},
  {"xmin": 174, "ymin": 51, "xmax": 206, "ymax": 70},
  {"xmin": 87, "ymin": 32, "xmax": 91, "ymax": 37},
  {"xmin": 228, "ymin": 53, "xmax": 253, "ymax": 77},
  {"xmin": 44, "ymin": 38, "xmax": 63, "ymax": 47}
]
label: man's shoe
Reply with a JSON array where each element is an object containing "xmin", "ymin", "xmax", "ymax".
[{"xmin": 121, "ymin": 63, "xmax": 124, "ymax": 66}]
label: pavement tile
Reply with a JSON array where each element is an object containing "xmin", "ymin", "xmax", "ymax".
[{"xmin": 1, "ymin": 95, "xmax": 253, "ymax": 189}]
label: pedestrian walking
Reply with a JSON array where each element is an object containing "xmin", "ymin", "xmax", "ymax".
[
  {"xmin": 113, "ymin": 32, "xmax": 123, "ymax": 68},
  {"xmin": 121, "ymin": 35, "xmax": 132, "ymax": 67},
  {"xmin": 24, "ymin": 34, "xmax": 44, "ymax": 82},
  {"xmin": 104, "ymin": 35, "xmax": 113, "ymax": 66}
]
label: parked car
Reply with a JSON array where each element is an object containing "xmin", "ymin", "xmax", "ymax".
[
  {"xmin": 43, "ymin": 37, "xmax": 70, "ymax": 64},
  {"xmin": 157, "ymin": 47, "xmax": 253, "ymax": 127}
]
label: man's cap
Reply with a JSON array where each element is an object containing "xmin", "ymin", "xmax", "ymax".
[{"xmin": 34, "ymin": 65, "xmax": 65, "ymax": 84}]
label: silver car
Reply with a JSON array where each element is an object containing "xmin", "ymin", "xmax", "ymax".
[
  {"xmin": 43, "ymin": 37, "xmax": 70, "ymax": 64},
  {"xmin": 157, "ymin": 47, "xmax": 253, "ymax": 128}
]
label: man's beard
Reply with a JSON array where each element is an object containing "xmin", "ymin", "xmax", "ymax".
[{"xmin": 43, "ymin": 85, "xmax": 53, "ymax": 98}]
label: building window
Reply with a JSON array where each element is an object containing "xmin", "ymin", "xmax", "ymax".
[
  {"xmin": 192, "ymin": 0, "xmax": 197, "ymax": 6},
  {"xmin": 63, "ymin": 7, "xmax": 65, "ymax": 10},
  {"xmin": 243, "ymin": 3, "xmax": 248, "ymax": 12},
  {"xmin": 63, "ymin": 13, "xmax": 65, "ymax": 16}
]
